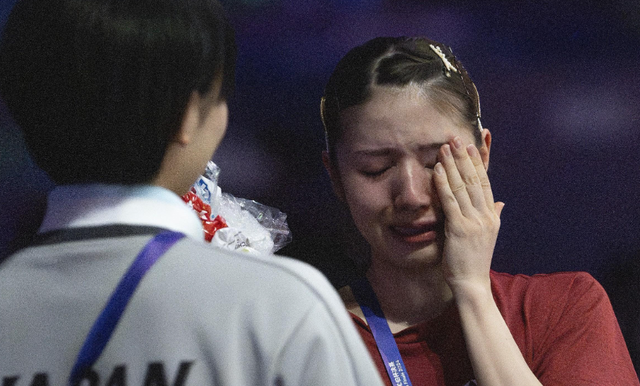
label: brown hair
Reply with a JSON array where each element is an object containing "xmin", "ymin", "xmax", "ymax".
[
  {"xmin": 0, "ymin": 0, "xmax": 236, "ymax": 185},
  {"xmin": 321, "ymin": 36, "xmax": 482, "ymax": 166}
]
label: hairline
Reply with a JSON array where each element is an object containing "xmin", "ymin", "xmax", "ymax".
[{"xmin": 330, "ymin": 82, "xmax": 480, "ymax": 160}]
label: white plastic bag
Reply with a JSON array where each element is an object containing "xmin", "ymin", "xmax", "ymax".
[{"xmin": 185, "ymin": 161, "xmax": 292, "ymax": 254}]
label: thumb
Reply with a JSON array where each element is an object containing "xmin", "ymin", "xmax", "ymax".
[{"xmin": 495, "ymin": 202, "xmax": 505, "ymax": 218}]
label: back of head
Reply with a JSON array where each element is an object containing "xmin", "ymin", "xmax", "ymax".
[
  {"xmin": 0, "ymin": 0, "xmax": 236, "ymax": 185},
  {"xmin": 321, "ymin": 36, "xmax": 482, "ymax": 163}
]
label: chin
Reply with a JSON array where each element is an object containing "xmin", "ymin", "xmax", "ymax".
[
  {"xmin": 377, "ymin": 242, "xmax": 443, "ymax": 270},
  {"xmin": 404, "ymin": 248, "xmax": 442, "ymax": 268}
]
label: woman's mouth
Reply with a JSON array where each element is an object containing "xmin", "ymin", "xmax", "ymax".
[{"xmin": 390, "ymin": 223, "xmax": 438, "ymax": 243}]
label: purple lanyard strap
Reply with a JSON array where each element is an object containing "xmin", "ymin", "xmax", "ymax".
[
  {"xmin": 351, "ymin": 277, "xmax": 413, "ymax": 386},
  {"xmin": 68, "ymin": 231, "xmax": 185, "ymax": 386}
]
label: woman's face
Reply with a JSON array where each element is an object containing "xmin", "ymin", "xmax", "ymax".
[{"xmin": 329, "ymin": 85, "xmax": 480, "ymax": 270}]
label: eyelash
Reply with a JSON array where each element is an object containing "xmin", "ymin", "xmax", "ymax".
[
  {"xmin": 362, "ymin": 168, "xmax": 389, "ymax": 178},
  {"xmin": 361, "ymin": 162, "xmax": 435, "ymax": 178}
]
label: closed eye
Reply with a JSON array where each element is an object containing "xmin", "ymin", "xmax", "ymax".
[{"xmin": 361, "ymin": 168, "xmax": 390, "ymax": 178}]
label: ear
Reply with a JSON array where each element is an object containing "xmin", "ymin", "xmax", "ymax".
[
  {"xmin": 175, "ymin": 91, "xmax": 201, "ymax": 145},
  {"xmin": 322, "ymin": 150, "xmax": 346, "ymax": 202},
  {"xmin": 479, "ymin": 128, "xmax": 492, "ymax": 171}
]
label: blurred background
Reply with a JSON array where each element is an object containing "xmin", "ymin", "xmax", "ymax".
[
  {"xmin": 1, "ymin": 0, "xmax": 639, "ymax": 340},
  {"xmin": 215, "ymin": 0, "xmax": 640, "ymax": 287}
]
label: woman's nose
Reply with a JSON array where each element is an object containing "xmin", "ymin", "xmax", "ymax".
[{"xmin": 392, "ymin": 163, "xmax": 432, "ymax": 211}]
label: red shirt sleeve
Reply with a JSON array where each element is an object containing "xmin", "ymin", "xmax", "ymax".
[
  {"xmin": 348, "ymin": 271, "xmax": 639, "ymax": 385},
  {"xmin": 492, "ymin": 271, "xmax": 640, "ymax": 385}
]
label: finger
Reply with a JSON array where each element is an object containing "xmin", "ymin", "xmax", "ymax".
[
  {"xmin": 495, "ymin": 202, "xmax": 505, "ymax": 218},
  {"xmin": 439, "ymin": 143, "xmax": 474, "ymax": 215},
  {"xmin": 450, "ymin": 138, "xmax": 486, "ymax": 211},
  {"xmin": 433, "ymin": 161, "xmax": 463, "ymax": 221},
  {"xmin": 467, "ymin": 144, "xmax": 496, "ymax": 210},
  {"xmin": 444, "ymin": 137, "xmax": 487, "ymax": 214}
]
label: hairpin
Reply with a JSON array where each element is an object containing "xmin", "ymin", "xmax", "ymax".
[
  {"xmin": 470, "ymin": 83, "xmax": 483, "ymax": 132},
  {"xmin": 429, "ymin": 44, "xmax": 458, "ymax": 78},
  {"xmin": 429, "ymin": 43, "xmax": 483, "ymax": 132}
]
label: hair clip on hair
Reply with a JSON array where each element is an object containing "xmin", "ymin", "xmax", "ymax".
[{"xmin": 429, "ymin": 44, "xmax": 458, "ymax": 78}]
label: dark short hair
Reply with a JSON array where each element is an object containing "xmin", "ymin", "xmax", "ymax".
[
  {"xmin": 0, "ymin": 0, "xmax": 236, "ymax": 185},
  {"xmin": 321, "ymin": 36, "xmax": 481, "ymax": 165}
]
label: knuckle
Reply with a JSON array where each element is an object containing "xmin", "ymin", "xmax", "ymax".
[
  {"xmin": 472, "ymin": 157, "xmax": 484, "ymax": 166},
  {"xmin": 463, "ymin": 174, "xmax": 481, "ymax": 186},
  {"xmin": 470, "ymin": 216, "xmax": 484, "ymax": 228},
  {"xmin": 451, "ymin": 183, "xmax": 467, "ymax": 193}
]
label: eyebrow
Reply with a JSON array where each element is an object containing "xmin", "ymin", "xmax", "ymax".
[{"xmin": 352, "ymin": 143, "xmax": 446, "ymax": 157}]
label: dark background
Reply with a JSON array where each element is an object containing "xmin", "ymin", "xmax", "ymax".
[
  {"xmin": 213, "ymin": 0, "xmax": 640, "ymax": 287},
  {"xmin": 1, "ymin": 0, "xmax": 639, "ymax": 307},
  {"xmin": 1, "ymin": 0, "xmax": 640, "ymax": 373}
]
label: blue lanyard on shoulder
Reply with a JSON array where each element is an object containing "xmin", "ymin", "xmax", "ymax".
[
  {"xmin": 351, "ymin": 277, "xmax": 413, "ymax": 386},
  {"xmin": 68, "ymin": 231, "xmax": 185, "ymax": 386}
]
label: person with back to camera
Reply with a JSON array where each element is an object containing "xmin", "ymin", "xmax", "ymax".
[
  {"xmin": 0, "ymin": 1, "xmax": 386, "ymax": 385},
  {"xmin": 320, "ymin": 36, "xmax": 639, "ymax": 386}
]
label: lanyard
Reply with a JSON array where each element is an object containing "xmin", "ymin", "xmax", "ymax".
[
  {"xmin": 68, "ymin": 231, "xmax": 185, "ymax": 386},
  {"xmin": 351, "ymin": 277, "xmax": 413, "ymax": 386}
]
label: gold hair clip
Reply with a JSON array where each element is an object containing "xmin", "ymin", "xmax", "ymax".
[
  {"xmin": 320, "ymin": 97, "xmax": 327, "ymax": 127},
  {"xmin": 429, "ymin": 44, "xmax": 458, "ymax": 78}
]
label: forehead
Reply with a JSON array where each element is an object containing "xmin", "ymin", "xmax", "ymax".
[{"xmin": 338, "ymin": 85, "xmax": 474, "ymax": 153}]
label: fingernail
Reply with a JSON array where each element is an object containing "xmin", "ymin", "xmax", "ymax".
[
  {"xmin": 434, "ymin": 162, "xmax": 444, "ymax": 175},
  {"xmin": 453, "ymin": 137, "xmax": 462, "ymax": 149},
  {"xmin": 466, "ymin": 144, "xmax": 478, "ymax": 157},
  {"xmin": 442, "ymin": 144, "xmax": 451, "ymax": 156}
]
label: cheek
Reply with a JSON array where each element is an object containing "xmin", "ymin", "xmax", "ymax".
[
  {"xmin": 210, "ymin": 104, "xmax": 228, "ymax": 145},
  {"xmin": 341, "ymin": 176, "xmax": 386, "ymax": 225},
  {"xmin": 201, "ymin": 102, "xmax": 228, "ymax": 149}
]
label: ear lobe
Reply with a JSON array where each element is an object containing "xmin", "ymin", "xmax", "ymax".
[
  {"xmin": 322, "ymin": 150, "xmax": 346, "ymax": 202},
  {"xmin": 480, "ymin": 128, "xmax": 492, "ymax": 170},
  {"xmin": 176, "ymin": 91, "xmax": 201, "ymax": 145}
]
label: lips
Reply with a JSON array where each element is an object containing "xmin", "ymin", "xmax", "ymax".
[{"xmin": 390, "ymin": 222, "xmax": 439, "ymax": 243}]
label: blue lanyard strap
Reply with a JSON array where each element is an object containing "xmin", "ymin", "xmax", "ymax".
[
  {"xmin": 351, "ymin": 277, "xmax": 413, "ymax": 386},
  {"xmin": 68, "ymin": 231, "xmax": 185, "ymax": 385}
]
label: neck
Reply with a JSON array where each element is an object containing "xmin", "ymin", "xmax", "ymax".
[
  {"xmin": 151, "ymin": 142, "xmax": 199, "ymax": 197},
  {"xmin": 365, "ymin": 260, "xmax": 453, "ymax": 332}
]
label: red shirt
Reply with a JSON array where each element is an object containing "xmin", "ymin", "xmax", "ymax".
[{"xmin": 351, "ymin": 271, "xmax": 639, "ymax": 386}]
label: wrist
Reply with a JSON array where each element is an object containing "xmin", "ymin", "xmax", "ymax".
[{"xmin": 448, "ymin": 278, "xmax": 494, "ymax": 309}]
